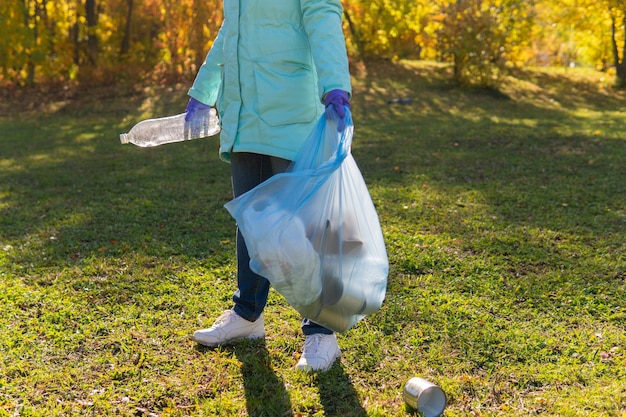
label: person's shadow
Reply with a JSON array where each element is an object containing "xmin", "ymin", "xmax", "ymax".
[
  {"xmin": 197, "ymin": 340, "xmax": 368, "ymax": 416},
  {"xmin": 315, "ymin": 362, "xmax": 368, "ymax": 417},
  {"xmin": 232, "ymin": 341, "xmax": 294, "ymax": 416}
]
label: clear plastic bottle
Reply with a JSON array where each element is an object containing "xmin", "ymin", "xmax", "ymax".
[{"xmin": 119, "ymin": 108, "xmax": 220, "ymax": 147}]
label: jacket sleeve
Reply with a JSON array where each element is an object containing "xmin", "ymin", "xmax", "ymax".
[
  {"xmin": 300, "ymin": 0, "xmax": 352, "ymax": 101},
  {"xmin": 188, "ymin": 22, "xmax": 226, "ymax": 106}
]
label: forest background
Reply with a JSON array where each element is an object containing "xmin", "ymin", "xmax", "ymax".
[{"xmin": 1, "ymin": 0, "xmax": 626, "ymax": 91}]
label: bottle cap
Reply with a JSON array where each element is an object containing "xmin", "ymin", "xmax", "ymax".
[{"xmin": 119, "ymin": 133, "xmax": 129, "ymax": 144}]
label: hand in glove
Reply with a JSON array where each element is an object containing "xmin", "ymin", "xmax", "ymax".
[
  {"xmin": 185, "ymin": 97, "xmax": 212, "ymax": 122},
  {"xmin": 324, "ymin": 89, "xmax": 350, "ymax": 131}
]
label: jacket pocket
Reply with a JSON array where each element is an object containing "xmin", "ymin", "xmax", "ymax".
[{"xmin": 253, "ymin": 61, "xmax": 317, "ymax": 126}]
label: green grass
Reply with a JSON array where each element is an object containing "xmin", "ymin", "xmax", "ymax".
[{"xmin": 1, "ymin": 61, "xmax": 625, "ymax": 416}]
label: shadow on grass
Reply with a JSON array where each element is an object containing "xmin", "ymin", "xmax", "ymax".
[
  {"xmin": 195, "ymin": 340, "xmax": 294, "ymax": 416},
  {"xmin": 352, "ymin": 61, "xmax": 625, "ymax": 239},
  {"xmin": 233, "ymin": 341, "xmax": 295, "ymax": 417},
  {"xmin": 193, "ymin": 340, "xmax": 368, "ymax": 417},
  {"xmin": 0, "ymin": 99, "xmax": 233, "ymax": 271},
  {"xmin": 3, "ymin": 61, "xmax": 623, "ymax": 273},
  {"xmin": 315, "ymin": 362, "xmax": 368, "ymax": 417}
]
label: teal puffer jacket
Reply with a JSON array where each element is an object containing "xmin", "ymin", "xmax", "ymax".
[{"xmin": 188, "ymin": 0, "xmax": 352, "ymax": 162}]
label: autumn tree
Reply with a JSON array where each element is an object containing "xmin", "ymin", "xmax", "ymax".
[
  {"xmin": 532, "ymin": 0, "xmax": 625, "ymax": 86},
  {"xmin": 435, "ymin": 0, "xmax": 535, "ymax": 87},
  {"xmin": 0, "ymin": 0, "xmax": 624, "ymax": 88},
  {"xmin": 0, "ymin": 0, "xmax": 50, "ymax": 85},
  {"xmin": 0, "ymin": 0, "xmax": 222, "ymax": 87},
  {"xmin": 343, "ymin": 0, "xmax": 439, "ymax": 61},
  {"xmin": 608, "ymin": 0, "xmax": 626, "ymax": 86}
]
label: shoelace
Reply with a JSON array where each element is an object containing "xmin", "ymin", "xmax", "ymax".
[
  {"xmin": 303, "ymin": 334, "xmax": 323, "ymax": 355},
  {"xmin": 211, "ymin": 310, "xmax": 236, "ymax": 328}
]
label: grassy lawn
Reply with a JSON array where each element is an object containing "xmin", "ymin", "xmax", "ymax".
[{"xmin": 1, "ymin": 61, "xmax": 624, "ymax": 416}]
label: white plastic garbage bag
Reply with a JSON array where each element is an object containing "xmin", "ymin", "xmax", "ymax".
[{"xmin": 225, "ymin": 108, "xmax": 388, "ymax": 332}]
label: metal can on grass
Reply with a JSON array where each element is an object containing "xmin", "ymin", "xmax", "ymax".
[{"xmin": 403, "ymin": 377, "xmax": 447, "ymax": 417}]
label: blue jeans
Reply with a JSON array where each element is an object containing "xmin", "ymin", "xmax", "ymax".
[{"xmin": 230, "ymin": 152, "xmax": 332, "ymax": 336}]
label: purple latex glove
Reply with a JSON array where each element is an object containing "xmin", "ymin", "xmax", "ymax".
[
  {"xmin": 185, "ymin": 97, "xmax": 212, "ymax": 122},
  {"xmin": 324, "ymin": 89, "xmax": 350, "ymax": 131}
]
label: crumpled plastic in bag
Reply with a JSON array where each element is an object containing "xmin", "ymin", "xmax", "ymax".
[{"xmin": 242, "ymin": 199, "xmax": 322, "ymax": 307}]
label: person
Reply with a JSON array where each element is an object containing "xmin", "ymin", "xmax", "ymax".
[{"xmin": 184, "ymin": 0, "xmax": 352, "ymax": 373}]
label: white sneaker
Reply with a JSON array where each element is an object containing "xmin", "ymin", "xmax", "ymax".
[
  {"xmin": 295, "ymin": 333, "xmax": 341, "ymax": 372},
  {"xmin": 191, "ymin": 310, "xmax": 265, "ymax": 347}
]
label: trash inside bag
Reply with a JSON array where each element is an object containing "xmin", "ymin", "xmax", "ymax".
[
  {"xmin": 242, "ymin": 202, "xmax": 322, "ymax": 307},
  {"xmin": 225, "ymin": 108, "xmax": 388, "ymax": 332}
]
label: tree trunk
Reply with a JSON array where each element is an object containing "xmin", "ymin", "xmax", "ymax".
[
  {"xmin": 40, "ymin": 0, "xmax": 53, "ymax": 54},
  {"xmin": 120, "ymin": 0, "xmax": 133, "ymax": 55},
  {"xmin": 453, "ymin": 52, "xmax": 463, "ymax": 84},
  {"xmin": 21, "ymin": 0, "xmax": 36, "ymax": 85},
  {"xmin": 72, "ymin": 21, "xmax": 80, "ymax": 65},
  {"xmin": 610, "ymin": 14, "xmax": 626, "ymax": 86},
  {"xmin": 85, "ymin": 0, "xmax": 98, "ymax": 65},
  {"xmin": 191, "ymin": 0, "xmax": 209, "ymax": 70},
  {"xmin": 617, "ymin": 10, "xmax": 626, "ymax": 87},
  {"xmin": 343, "ymin": 9, "xmax": 364, "ymax": 61}
]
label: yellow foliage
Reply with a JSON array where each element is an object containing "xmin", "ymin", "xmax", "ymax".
[{"xmin": 0, "ymin": 0, "xmax": 624, "ymax": 87}]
